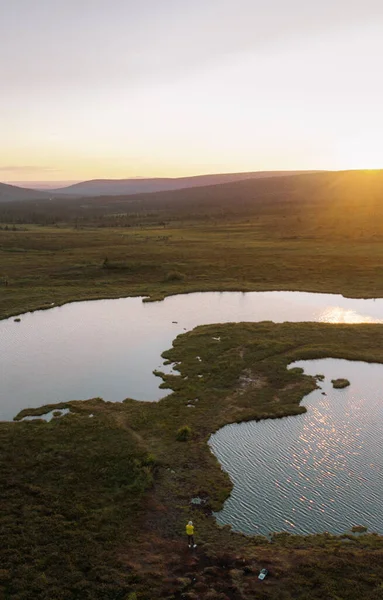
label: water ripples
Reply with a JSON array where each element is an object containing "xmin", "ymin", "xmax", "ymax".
[{"xmin": 209, "ymin": 359, "xmax": 383, "ymax": 535}]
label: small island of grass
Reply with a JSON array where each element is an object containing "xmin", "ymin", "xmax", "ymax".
[
  {"xmin": 352, "ymin": 525, "xmax": 368, "ymax": 533},
  {"xmin": 331, "ymin": 378, "xmax": 351, "ymax": 389}
]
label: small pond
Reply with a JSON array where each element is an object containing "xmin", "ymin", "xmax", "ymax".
[
  {"xmin": 1, "ymin": 291, "xmax": 383, "ymax": 420},
  {"xmin": 209, "ymin": 359, "xmax": 383, "ymax": 535},
  {"xmin": 21, "ymin": 408, "xmax": 71, "ymax": 422}
]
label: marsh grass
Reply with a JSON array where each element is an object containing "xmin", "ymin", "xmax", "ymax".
[
  {"xmin": 3, "ymin": 322, "xmax": 383, "ymax": 599},
  {"xmin": 331, "ymin": 378, "xmax": 351, "ymax": 388},
  {"xmin": 2, "ymin": 172, "xmax": 383, "ymax": 597},
  {"xmin": 352, "ymin": 526, "xmax": 368, "ymax": 533},
  {"xmin": 0, "ymin": 411, "xmax": 155, "ymax": 600}
]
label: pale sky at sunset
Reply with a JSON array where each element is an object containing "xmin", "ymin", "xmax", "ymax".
[{"xmin": 1, "ymin": 0, "xmax": 383, "ymax": 183}]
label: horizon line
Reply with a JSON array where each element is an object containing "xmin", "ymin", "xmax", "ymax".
[{"xmin": 4, "ymin": 167, "xmax": 383, "ymax": 189}]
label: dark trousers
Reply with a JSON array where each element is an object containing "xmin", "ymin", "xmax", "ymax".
[{"xmin": 188, "ymin": 535, "xmax": 195, "ymax": 546}]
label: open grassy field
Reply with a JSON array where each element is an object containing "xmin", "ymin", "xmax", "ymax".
[
  {"xmin": 2, "ymin": 322, "xmax": 383, "ymax": 599},
  {"xmin": 2, "ymin": 170, "xmax": 383, "ymax": 320},
  {"xmin": 4, "ymin": 223, "xmax": 383, "ymax": 320}
]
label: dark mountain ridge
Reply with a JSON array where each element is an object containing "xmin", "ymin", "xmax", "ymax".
[
  {"xmin": 1, "ymin": 169, "xmax": 382, "ymax": 228},
  {"xmin": 46, "ymin": 170, "xmax": 318, "ymax": 197},
  {"xmin": 0, "ymin": 182, "xmax": 48, "ymax": 202}
]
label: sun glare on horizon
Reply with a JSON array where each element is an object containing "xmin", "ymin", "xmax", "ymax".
[
  {"xmin": 1, "ymin": 2, "xmax": 383, "ymax": 182},
  {"xmin": 334, "ymin": 146, "xmax": 383, "ymax": 172}
]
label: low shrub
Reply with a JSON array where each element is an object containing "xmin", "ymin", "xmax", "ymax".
[
  {"xmin": 165, "ymin": 270, "xmax": 185, "ymax": 282},
  {"xmin": 176, "ymin": 425, "xmax": 192, "ymax": 441}
]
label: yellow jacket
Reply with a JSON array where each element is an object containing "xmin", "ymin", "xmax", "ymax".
[{"xmin": 186, "ymin": 523, "xmax": 194, "ymax": 535}]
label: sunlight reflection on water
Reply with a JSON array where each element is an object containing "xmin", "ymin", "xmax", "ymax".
[
  {"xmin": 1, "ymin": 290, "xmax": 383, "ymax": 420},
  {"xmin": 210, "ymin": 359, "xmax": 383, "ymax": 535},
  {"xmin": 318, "ymin": 306, "xmax": 382, "ymax": 323}
]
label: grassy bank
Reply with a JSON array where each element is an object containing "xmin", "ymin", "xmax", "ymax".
[
  {"xmin": 2, "ymin": 322, "xmax": 383, "ymax": 599},
  {"xmin": 1, "ymin": 222, "xmax": 383, "ymax": 321}
]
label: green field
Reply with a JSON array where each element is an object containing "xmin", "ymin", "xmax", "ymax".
[{"xmin": 1, "ymin": 170, "xmax": 383, "ymax": 599}]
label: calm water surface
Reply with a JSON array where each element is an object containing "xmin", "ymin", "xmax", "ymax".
[
  {"xmin": 209, "ymin": 359, "xmax": 383, "ymax": 535},
  {"xmin": 1, "ymin": 291, "xmax": 383, "ymax": 420}
]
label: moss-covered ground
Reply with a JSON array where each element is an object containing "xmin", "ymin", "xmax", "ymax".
[{"xmin": 2, "ymin": 322, "xmax": 383, "ymax": 599}]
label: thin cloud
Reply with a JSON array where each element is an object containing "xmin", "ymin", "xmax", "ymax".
[
  {"xmin": 0, "ymin": 166, "xmax": 61, "ymax": 173},
  {"xmin": 2, "ymin": 0, "xmax": 383, "ymax": 90}
]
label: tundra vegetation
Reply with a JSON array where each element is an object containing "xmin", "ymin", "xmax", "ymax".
[
  {"xmin": 1, "ymin": 170, "xmax": 383, "ymax": 319},
  {"xmin": 331, "ymin": 378, "xmax": 351, "ymax": 389},
  {"xmin": 1, "ymin": 170, "xmax": 383, "ymax": 599},
  {"xmin": 2, "ymin": 323, "xmax": 383, "ymax": 599}
]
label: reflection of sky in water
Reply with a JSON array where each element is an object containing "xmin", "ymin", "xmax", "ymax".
[
  {"xmin": 210, "ymin": 359, "xmax": 383, "ymax": 535},
  {"xmin": 318, "ymin": 306, "xmax": 381, "ymax": 323},
  {"xmin": 1, "ymin": 291, "xmax": 383, "ymax": 420},
  {"xmin": 21, "ymin": 408, "xmax": 70, "ymax": 422}
]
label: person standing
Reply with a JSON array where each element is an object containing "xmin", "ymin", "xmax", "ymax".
[{"xmin": 186, "ymin": 521, "xmax": 197, "ymax": 548}]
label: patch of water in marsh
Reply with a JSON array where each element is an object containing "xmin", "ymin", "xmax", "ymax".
[
  {"xmin": 209, "ymin": 359, "xmax": 383, "ymax": 535},
  {"xmin": 1, "ymin": 291, "xmax": 383, "ymax": 420},
  {"xmin": 21, "ymin": 408, "xmax": 70, "ymax": 422}
]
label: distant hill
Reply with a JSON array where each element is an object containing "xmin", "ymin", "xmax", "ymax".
[
  {"xmin": 0, "ymin": 182, "xmax": 48, "ymax": 202},
  {"xmin": 3, "ymin": 169, "xmax": 383, "ymax": 232},
  {"xmin": 102, "ymin": 169, "xmax": 383, "ymax": 216},
  {"xmin": 7, "ymin": 181, "xmax": 81, "ymax": 191},
  {"xmin": 47, "ymin": 171, "xmax": 316, "ymax": 197}
]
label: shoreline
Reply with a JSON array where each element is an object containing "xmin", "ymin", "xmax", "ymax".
[
  {"xmin": 2, "ymin": 318, "xmax": 383, "ymax": 597},
  {"xmin": 3, "ymin": 281, "xmax": 383, "ymax": 323}
]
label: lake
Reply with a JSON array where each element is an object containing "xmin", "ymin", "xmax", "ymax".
[
  {"xmin": 209, "ymin": 358, "xmax": 383, "ymax": 535},
  {"xmin": 1, "ymin": 291, "xmax": 383, "ymax": 420}
]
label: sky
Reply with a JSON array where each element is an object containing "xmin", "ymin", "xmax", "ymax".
[{"xmin": 1, "ymin": 0, "xmax": 383, "ymax": 184}]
